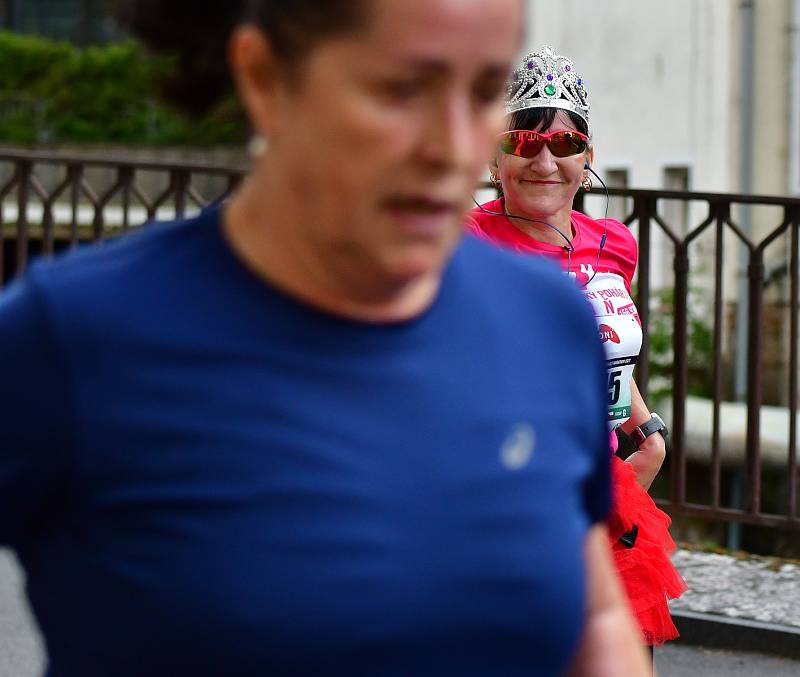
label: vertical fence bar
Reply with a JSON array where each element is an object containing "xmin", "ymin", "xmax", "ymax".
[
  {"xmin": 789, "ymin": 209, "xmax": 799, "ymax": 521},
  {"xmin": 121, "ymin": 167, "xmax": 133, "ymax": 232},
  {"xmin": 69, "ymin": 164, "xmax": 82, "ymax": 248},
  {"xmin": 671, "ymin": 237, "xmax": 691, "ymax": 507},
  {"xmin": 92, "ymin": 197, "xmax": 104, "ymax": 243},
  {"xmin": 42, "ymin": 195, "xmax": 55, "ymax": 257},
  {"xmin": 0, "ymin": 170, "xmax": 21, "ymax": 289},
  {"xmin": 746, "ymin": 247, "xmax": 765, "ymax": 515},
  {"xmin": 636, "ymin": 197, "xmax": 652, "ymax": 396},
  {"xmin": 40, "ymin": 175, "xmax": 69, "ymax": 259},
  {"xmin": 15, "ymin": 159, "xmax": 32, "ymax": 277},
  {"xmin": 174, "ymin": 170, "xmax": 189, "ymax": 218},
  {"xmin": 711, "ymin": 206, "xmax": 726, "ymax": 508}
]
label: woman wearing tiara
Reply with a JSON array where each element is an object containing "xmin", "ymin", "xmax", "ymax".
[{"xmin": 467, "ymin": 45, "xmax": 687, "ymax": 648}]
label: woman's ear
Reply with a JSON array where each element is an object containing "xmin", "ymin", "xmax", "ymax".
[
  {"xmin": 586, "ymin": 145, "xmax": 595, "ymax": 169},
  {"xmin": 228, "ymin": 25, "xmax": 281, "ymax": 142}
]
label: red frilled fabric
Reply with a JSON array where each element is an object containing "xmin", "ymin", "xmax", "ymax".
[{"xmin": 607, "ymin": 456, "xmax": 688, "ymax": 646}]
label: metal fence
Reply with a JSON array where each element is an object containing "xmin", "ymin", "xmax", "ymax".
[
  {"xmin": 0, "ymin": 149, "xmax": 244, "ymax": 279},
  {"xmin": 574, "ymin": 188, "xmax": 800, "ymax": 531},
  {"xmin": 2, "ymin": 149, "xmax": 800, "ymax": 531}
]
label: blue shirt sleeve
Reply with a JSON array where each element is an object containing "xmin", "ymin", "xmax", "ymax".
[{"xmin": 0, "ymin": 272, "xmax": 72, "ymax": 547}]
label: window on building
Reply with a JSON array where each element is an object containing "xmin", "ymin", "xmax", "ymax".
[
  {"xmin": 605, "ymin": 168, "xmax": 630, "ymax": 223},
  {"xmin": 650, "ymin": 166, "xmax": 691, "ymax": 292},
  {"xmin": 662, "ymin": 166, "xmax": 690, "ymax": 235}
]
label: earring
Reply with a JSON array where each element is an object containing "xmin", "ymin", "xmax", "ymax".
[
  {"xmin": 247, "ymin": 135, "xmax": 268, "ymax": 159},
  {"xmin": 581, "ymin": 173, "xmax": 593, "ymax": 192},
  {"xmin": 489, "ymin": 171, "xmax": 501, "ymax": 191}
]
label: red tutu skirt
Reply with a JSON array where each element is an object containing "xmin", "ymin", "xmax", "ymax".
[{"xmin": 606, "ymin": 456, "xmax": 688, "ymax": 646}]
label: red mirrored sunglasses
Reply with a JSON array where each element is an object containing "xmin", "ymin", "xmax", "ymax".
[{"xmin": 499, "ymin": 129, "xmax": 589, "ymax": 159}]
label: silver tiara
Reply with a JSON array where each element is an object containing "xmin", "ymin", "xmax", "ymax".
[{"xmin": 505, "ymin": 46, "xmax": 590, "ymax": 129}]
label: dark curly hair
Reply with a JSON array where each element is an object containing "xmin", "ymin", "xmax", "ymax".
[{"xmin": 114, "ymin": 0, "xmax": 367, "ymax": 115}]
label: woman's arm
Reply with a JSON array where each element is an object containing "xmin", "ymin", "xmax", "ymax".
[
  {"xmin": 620, "ymin": 379, "xmax": 666, "ymax": 490},
  {"xmin": 565, "ymin": 524, "xmax": 651, "ymax": 677}
]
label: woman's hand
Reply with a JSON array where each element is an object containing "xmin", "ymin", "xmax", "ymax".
[{"xmin": 620, "ymin": 379, "xmax": 666, "ymax": 491}]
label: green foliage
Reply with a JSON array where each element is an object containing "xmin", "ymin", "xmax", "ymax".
[
  {"xmin": 0, "ymin": 31, "xmax": 245, "ymax": 145},
  {"xmin": 647, "ymin": 286, "xmax": 714, "ymax": 402}
]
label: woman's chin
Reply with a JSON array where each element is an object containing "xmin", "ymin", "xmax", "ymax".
[
  {"xmin": 513, "ymin": 198, "xmax": 565, "ymax": 221},
  {"xmin": 381, "ymin": 238, "xmax": 458, "ymax": 283}
]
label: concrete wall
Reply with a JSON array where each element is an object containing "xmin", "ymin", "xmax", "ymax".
[{"xmin": 750, "ymin": 0, "xmax": 792, "ymax": 200}]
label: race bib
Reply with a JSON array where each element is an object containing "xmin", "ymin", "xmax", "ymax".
[{"xmin": 578, "ymin": 273, "xmax": 643, "ymax": 431}]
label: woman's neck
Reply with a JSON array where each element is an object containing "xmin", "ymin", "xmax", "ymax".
[
  {"xmin": 221, "ymin": 172, "xmax": 444, "ymax": 324},
  {"xmin": 500, "ymin": 196, "xmax": 574, "ymax": 246}
]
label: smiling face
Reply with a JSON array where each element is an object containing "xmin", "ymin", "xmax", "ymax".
[
  {"xmin": 495, "ymin": 109, "xmax": 593, "ymax": 231},
  {"xmin": 247, "ymin": 0, "xmax": 522, "ymax": 288}
]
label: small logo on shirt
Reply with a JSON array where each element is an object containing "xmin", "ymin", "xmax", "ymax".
[
  {"xmin": 500, "ymin": 423, "xmax": 536, "ymax": 470},
  {"xmin": 617, "ymin": 303, "xmax": 642, "ymax": 327},
  {"xmin": 570, "ymin": 263, "xmax": 596, "ymax": 286},
  {"xmin": 599, "ymin": 324, "xmax": 621, "ymax": 344}
]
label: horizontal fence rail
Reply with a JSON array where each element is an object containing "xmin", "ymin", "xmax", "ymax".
[{"xmin": 2, "ymin": 150, "xmax": 800, "ymax": 530}]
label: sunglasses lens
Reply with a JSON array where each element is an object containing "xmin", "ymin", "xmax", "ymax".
[
  {"xmin": 500, "ymin": 131, "xmax": 587, "ymax": 158},
  {"xmin": 549, "ymin": 131, "xmax": 587, "ymax": 157},
  {"xmin": 500, "ymin": 132, "xmax": 543, "ymax": 158}
]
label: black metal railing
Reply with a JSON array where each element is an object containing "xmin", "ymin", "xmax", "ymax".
[
  {"xmin": 576, "ymin": 187, "xmax": 800, "ymax": 530},
  {"xmin": 2, "ymin": 150, "xmax": 799, "ymax": 530},
  {"xmin": 0, "ymin": 150, "xmax": 244, "ymax": 280}
]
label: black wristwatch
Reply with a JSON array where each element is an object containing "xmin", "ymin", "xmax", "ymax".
[{"xmin": 629, "ymin": 413, "xmax": 668, "ymax": 449}]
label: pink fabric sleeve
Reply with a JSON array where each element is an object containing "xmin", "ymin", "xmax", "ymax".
[
  {"xmin": 463, "ymin": 213, "xmax": 483, "ymax": 237},
  {"xmin": 609, "ymin": 430, "xmax": 619, "ymax": 455}
]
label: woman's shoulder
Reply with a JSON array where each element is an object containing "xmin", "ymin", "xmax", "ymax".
[
  {"xmin": 458, "ymin": 236, "xmax": 590, "ymax": 320},
  {"xmin": 32, "ymin": 207, "xmax": 219, "ymax": 296},
  {"xmin": 573, "ymin": 212, "xmax": 637, "ymax": 250},
  {"xmin": 572, "ymin": 211, "xmax": 628, "ymax": 236},
  {"xmin": 16, "ymin": 207, "xmax": 224, "ymax": 348},
  {"xmin": 466, "ymin": 199, "xmax": 504, "ymax": 235}
]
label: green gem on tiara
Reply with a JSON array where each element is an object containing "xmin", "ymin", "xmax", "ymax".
[{"xmin": 544, "ymin": 84, "xmax": 557, "ymax": 96}]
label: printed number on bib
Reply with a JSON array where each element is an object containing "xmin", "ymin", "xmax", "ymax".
[{"xmin": 608, "ymin": 369, "xmax": 622, "ymax": 405}]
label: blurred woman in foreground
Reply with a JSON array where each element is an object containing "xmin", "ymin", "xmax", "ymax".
[{"xmin": 0, "ymin": 4, "xmax": 649, "ymax": 675}]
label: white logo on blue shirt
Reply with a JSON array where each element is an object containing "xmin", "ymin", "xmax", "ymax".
[{"xmin": 500, "ymin": 423, "xmax": 536, "ymax": 470}]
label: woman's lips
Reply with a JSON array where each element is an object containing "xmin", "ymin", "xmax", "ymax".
[
  {"xmin": 383, "ymin": 197, "xmax": 458, "ymax": 235},
  {"xmin": 523, "ymin": 179, "xmax": 561, "ymax": 185}
]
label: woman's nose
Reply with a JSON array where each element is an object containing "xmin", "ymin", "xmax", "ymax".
[{"xmin": 527, "ymin": 144, "xmax": 558, "ymax": 175}]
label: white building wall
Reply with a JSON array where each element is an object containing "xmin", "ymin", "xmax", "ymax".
[{"xmin": 525, "ymin": 0, "xmax": 736, "ymax": 193}]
